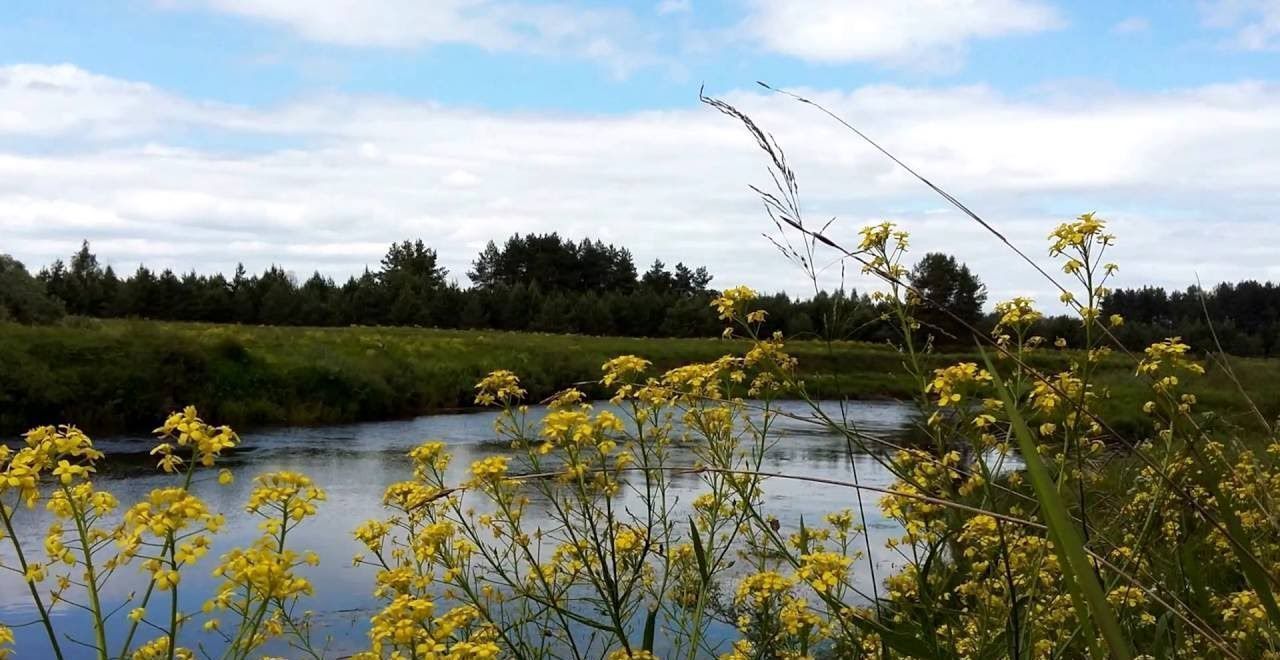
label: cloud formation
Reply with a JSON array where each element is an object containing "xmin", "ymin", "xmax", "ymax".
[
  {"xmin": 171, "ymin": 0, "xmax": 1074, "ymax": 75},
  {"xmin": 1201, "ymin": 0, "xmax": 1280, "ymax": 50},
  {"xmin": 167, "ymin": 0, "xmax": 662, "ymax": 76},
  {"xmin": 1112, "ymin": 16, "xmax": 1151, "ymax": 35},
  {"xmin": 741, "ymin": 0, "xmax": 1063, "ymax": 67},
  {"xmin": 3, "ymin": 64, "xmax": 1280, "ymax": 309}
]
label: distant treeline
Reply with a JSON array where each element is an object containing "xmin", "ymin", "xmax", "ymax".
[
  {"xmin": 1101, "ymin": 283, "xmax": 1280, "ymax": 358},
  {"xmin": 4, "ymin": 234, "xmax": 1280, "ymax": 356},
  {"xmin": 2, "ymin": 235, "xmax": 894, "ymax": 339}
]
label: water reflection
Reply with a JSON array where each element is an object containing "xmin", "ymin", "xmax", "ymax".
[{"xmin": 0, "ymin": 400, "xmax": 916, "ymax": 657}]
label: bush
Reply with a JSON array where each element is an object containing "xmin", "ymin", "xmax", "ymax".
[{"xmin": 0, "ymin": 254, "xmax": 64, "ymax": 324}]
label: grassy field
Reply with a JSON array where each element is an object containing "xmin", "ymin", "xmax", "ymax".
[{"xmin": 2, "ymin": 318, "xmax": 1277, "ymax": 436}]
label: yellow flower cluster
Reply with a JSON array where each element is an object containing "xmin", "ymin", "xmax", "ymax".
[
  {"xmin": 778, "ymin": 596, "xmax": 821, "ymax": 635},
  {"xmin": 122, "ymin": 487, "xmax": 219, "ymax": 540},
  {"xmin": 926, "ymin": 362, "xmax": 992, "ymax": 408},
  {"xmin": 711, "ymin": 285, "xmax": 759, "ymax": 320},
  {"xmin": 1048, "ymin": 211, "xmax": 1114, "ymax": 257},
  {"xmin": 129, "ymin": 635, "xmax": 194, "ymax": 660},
  {"xmin": 359, "ymin": 596, "xmax": 499, "ymax": 658},
  {"xmin": 1106, "ymin": 585, "xmax": 1149, "ymax": 610},
  {"xmin": 659, "ymin": 355, "xmax": 745, "ymax": 401},
  {"xmin": 409, "ymin": 440, "xmax": 451, "ymax": 476},
  {"xmin": 1029, "ymin": 371, "xmax": 1089, "ymax": 416},
  {"xmin": 537, "ymin": 407, "xmax": 623, "ymax": 455},
  {"xmin": 993, "ymin": 296, "xmax": 1043, "ymax": 333},
  {"xmin": 601, "ymin": 354, "xmax": 651, "ymax": 386},
  {"xmin": 857, "ymin": 221, "xmax": 911, "ymax": 284},
  {"xmin": 744, "ymin": 331, "xmax": 797, "ymax": 373},
  {"xmin": 119, "ymin": 487, "xmax": 222, "ymax": 582},
  {"xmin": 245, "ymin": 471, "xmax": 326, "ymax": 521},
  {"xmin": 208, "ymin": 470, "xmax": 324, "ymax": 655},
  {"xmin": 468, "ymin": 456, "xmax": 509, "ymax": 482},
  {"xmin": 354, "ymin": 519, "xmax": 392, "ymax": 552},
  {"xmin": 1221, "ymin": 590, "xmax": 1269, "ymax": 642},
  {"xmin": 796, "ymin": 551, "xmax": 851, "ymax": 594},
  {"xmin": 719, "ymin": 639, "xmax": 755, "ymax": 660},
  {"xmin": 3, "ymin": 425, "xmax": 104, "ymax": 507},
  {"xmin": 612, "ymin": 524, "xmax": 646, "ymax": 556},
  {"xmin": 210, "ymin": 537, "xmax": 318, "ymax": 603},
  {"xmin": 473, "ymin": 370, "xmax": 526, "ymax": 406},
  {"xmin": 735, "ymin": 571, "xmax": 793, "ymax": 607},
  {"xmin": 1136, "ymin": 337, "xmax": 1204, "ymax": 377},
  {"xmin": 382, "ymin": 480, "xmax": 441, "ymax": 512},
  {"xmin": 152, "ymin": 406, "xmax": 239, "ymax": 471},
  {"xmin": 857, "ymin": 221, "xmax": 908, "ymax": 252}
]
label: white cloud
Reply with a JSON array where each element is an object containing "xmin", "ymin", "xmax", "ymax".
[
  {"xmin": 656, "ymin": 0, "xmax": 691, "ymax": 15},
  {"xmin": 4, "ymin": 63, "xmax": 1280, "ymax": 307},
  {"xmin": 169, "ymin": 0, "xmax": 661, "ymax": 76},
  {"xmin": 0, "ymin": 64, "xmax": 229, "ymax": 139},
  {"xmin": 442, "ymin": 169, "xmax": 481, "ymax": 188},
  {"xmin": 1112, "ymin": 16, "xmax": 1151, "ymax": 34},
  {"xmin": 741, "ymin": 0, "xmax": 1063, "ymax": 67},
  {"xmin": 1200, "ymin": 0, "xmax": 1280, "ymax": 49}
]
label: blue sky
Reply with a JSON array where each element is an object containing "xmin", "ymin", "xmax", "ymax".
[
  {"xmin": 3, "ymin": 1, "xmax": 1280, "ymax": 302},
  {"xmin": 5, "ymin": 1, "xmax": 1278, "ymax": 110}
]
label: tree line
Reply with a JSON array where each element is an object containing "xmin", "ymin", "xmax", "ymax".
[
  {"xmin": 3, "ymin": 234, "xmax": 1279, "ymax": 356},
  {"xmin": 1101, "ymin": 282, "xmax": 1280, "ymax": 358},
  {"xmin": 2, "ymin": 235, "xmax": 878, "ymax": 339}
]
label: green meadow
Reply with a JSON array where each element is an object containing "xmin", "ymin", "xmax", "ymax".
[{"xmin": 3, "ymin": 318, "xmax": 1276, "ymax": 436}]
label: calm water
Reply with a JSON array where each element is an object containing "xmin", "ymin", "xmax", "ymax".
[{"xmin": 0, "ymin": 400, "xmax": 916, "ymax": 657}]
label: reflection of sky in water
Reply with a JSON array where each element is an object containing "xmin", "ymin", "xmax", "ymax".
[{"xmin": 1, "ymin": 400, "xmax": 916, "ymax": 657}]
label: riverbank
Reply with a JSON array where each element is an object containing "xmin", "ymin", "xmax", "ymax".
[{"xmin": 3, "ymin": 318, "xmax": 1276, "ymax": 435}]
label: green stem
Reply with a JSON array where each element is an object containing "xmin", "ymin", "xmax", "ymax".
[
  {"xmin": 167, "ymin": 535, "xmax": 179, "ymax": 660},
  {"xmin": 117, "ymin": 566, "xmax": 162, "ymax": 659},
  {"xmin": 0, "ymin": 498, "xmax": 65, "ymax": 660},
  {"xmin": 65, "ymin": 486, "xmax": 109, "ymax": 659}
]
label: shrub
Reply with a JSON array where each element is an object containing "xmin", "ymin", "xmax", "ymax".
[{"xmin": 0, "ymin": 255, "xmax": 64, "ymax": 325}]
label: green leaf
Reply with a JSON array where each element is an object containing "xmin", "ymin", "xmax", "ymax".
[
  {"xmin": 688, "ymin": 517, "xmax": 709, "ymax": 584},
  {"xmin": 642, "ymin": 606, "xmax": 657, "ymax": 652},
  {"xmin": 1152, "ymin": 610, "xmax": 1173, "ymax": 660}
]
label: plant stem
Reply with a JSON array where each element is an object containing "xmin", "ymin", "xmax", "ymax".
[
  {"xmin": 0, "ymin": 499, "xmax": 65, "ymax": 660},
  {"xmin": 65, "ymin": 487, "xmax": 109, "ymax": 659}
]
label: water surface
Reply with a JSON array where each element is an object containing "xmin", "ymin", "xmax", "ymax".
[{"xmin": 0, "ymin": 400, "xmax": 916, "ymax": 657}]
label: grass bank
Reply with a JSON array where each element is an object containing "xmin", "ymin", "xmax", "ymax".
[{"xmin": 2, "ymin": 318, "xmax": 1276, "ymax": 435}]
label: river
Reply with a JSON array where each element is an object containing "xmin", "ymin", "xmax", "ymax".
[{"xmin": 0, "ymin": 399, "xmax": 917, "ymax": 658}]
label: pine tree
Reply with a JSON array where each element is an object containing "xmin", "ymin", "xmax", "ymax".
[{"xmin": 908, "ymin": 253, "xmax": 988, "ymax": 344}]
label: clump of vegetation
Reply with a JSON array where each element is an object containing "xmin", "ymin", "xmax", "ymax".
[{"xmin": 0, "ymin": 254, "xmax": 64, "ymax": 324}]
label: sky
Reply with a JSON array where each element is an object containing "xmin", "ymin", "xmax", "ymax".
[{"xmin": 3, "ymin": 1, "xmax": 1280, "ymax": 305}]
